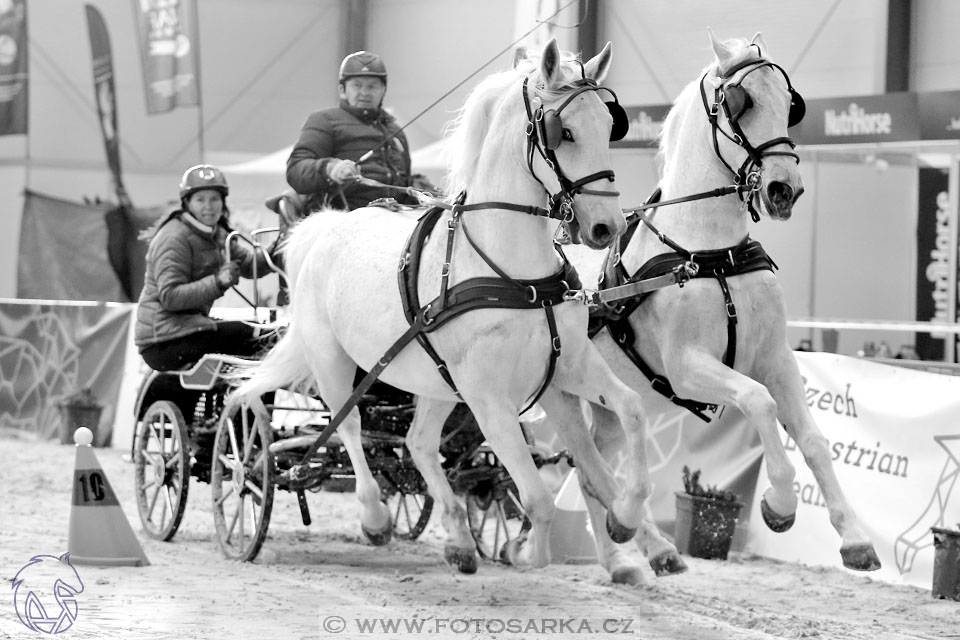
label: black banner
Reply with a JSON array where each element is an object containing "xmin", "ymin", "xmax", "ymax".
[
  {"xmin": 915, "ymin": 167, "xmax": 952, "ymax": 361},
  {"xmin": 85, "ymin": 5, "xmax": 130, "ymax": 207},
  {"xmin": 0, "ymin": 0, "xmax": 28, "ymax": 136}
]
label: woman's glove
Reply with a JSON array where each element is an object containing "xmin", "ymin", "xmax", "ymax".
[
  {"xmin": 217, "ymin": 260, "xmax": 241, "ymax": 289},
  {"xmin": 326, "ymin": 158, "xmax": 360, "ymax": 184}
]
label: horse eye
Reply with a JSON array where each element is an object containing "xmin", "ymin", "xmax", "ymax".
[{"xmin": 561, "ymin": 128, "xmax": 574, "ymax": 142}]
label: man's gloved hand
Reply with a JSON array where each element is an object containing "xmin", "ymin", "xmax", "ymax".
[
  {"xmin": 326, "ymin": 159, "xmax": 360, "ymax": 184},
  {"xmin": 217, "ymin": 260, "xmax": 241, "ymax": 289}
]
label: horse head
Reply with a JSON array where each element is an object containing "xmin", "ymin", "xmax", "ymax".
[
  {"xmin": 446, "ymin": 38, "xmax": 627, "ymax": 250},
  {"xmin": 704, "ymin": 30, "xmax": 805, "ymax": 221}
]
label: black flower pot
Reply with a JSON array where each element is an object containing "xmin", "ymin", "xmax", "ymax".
[{"xmin": 674, "ymin": 491, "xmax": 743, "ymax": 560}]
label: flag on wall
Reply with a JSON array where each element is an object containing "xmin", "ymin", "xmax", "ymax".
[
  {"xmin": 85, "ymin": 5, "xmax": 130, "ymax": 207},
  {"xmin": 132, "ymin": 0, "xmax": 200, "ymax": 114},
  {"xmin": 0, "ymin": 0, "xmax": 28, "ymax": 135}
]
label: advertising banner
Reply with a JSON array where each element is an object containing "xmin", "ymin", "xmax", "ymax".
[
  {"xmin": 0, "ymin": 0, "xmax": 28, "ymax": 135},
  {"xmin": 132, "ymin": 0, "xmax": 200, "ymax": 114},
  {"xmin": 915, "ymin": 167, "xmax": 953, "ymax": 361},
  {"xmin": 85, "ymin": 5, "xmax": 129, "ymax": 206},
  {"xmin": 744, "ymin": 352, "xmax": 960, "ymax": 588}
]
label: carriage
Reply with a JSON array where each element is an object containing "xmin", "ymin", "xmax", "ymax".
[{"xmin": 130, "ymin": 221, "xmax": 559, "ymax": 562}]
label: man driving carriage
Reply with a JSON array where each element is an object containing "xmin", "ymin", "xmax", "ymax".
[
  {"xmin": 285, "ymin": 50, "xmax": 434, "ymax": 212},
  {"xmin": 135, "ymin": 164, "xmax": 281, "ymax": 372}
]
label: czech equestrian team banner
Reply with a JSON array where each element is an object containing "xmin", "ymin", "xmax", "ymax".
[
  {"xmin": 84, "ymin": 5, "xmax": 129, "ymax": 206},
  {"xmin": 132, "ymin": 0, "xmax": 200, "ymax": 114},
  {"xmin": 744, "ymin": 352, "xmax": 960, "ymax": 589},
  {"xmin": 0, "ymin": 0, "xmax": 28, "ymax": 135}
]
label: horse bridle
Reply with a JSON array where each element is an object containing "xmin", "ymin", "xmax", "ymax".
[
  {"xmin": 699, "ymin": 56, "xmax": 805, "ymax": 222},
  {"xmin": 522, "ymin": 76, "xmax": 627, "ymax": 237}
]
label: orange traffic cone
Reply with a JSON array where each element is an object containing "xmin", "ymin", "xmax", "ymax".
[
  {"xmin": 548, "ymin": 468, "xmax": 597, "ymax": 564},
  {"xmin": 68, "ymin": 428, "xmax": 150, "ymax": 567}
]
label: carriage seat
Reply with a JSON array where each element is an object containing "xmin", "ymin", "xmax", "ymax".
[
  {"xmin": 174, "ymin": 353, "xmax": 257, "ymax": 390},
  {"xmin": 264, "ymin": 189, "xmax": 308, "ymax": 226}
]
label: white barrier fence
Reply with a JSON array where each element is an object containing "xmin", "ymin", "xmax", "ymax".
[{"xmin": 745, "ymin": 352, "xmax": 960, "ymax": 589}]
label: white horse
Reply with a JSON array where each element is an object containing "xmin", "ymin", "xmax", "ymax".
[
  {"xmin": 230, "ymin": 39, "xmax": 650, "ymax": 573},
  {"xmin": 559, "ymin": 31, "xmax": 882, "ymax": 585}
]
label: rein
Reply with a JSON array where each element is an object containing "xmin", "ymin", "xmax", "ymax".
[{"xmin": 296, "ymin": 74, "xmax": 621, "ymax": 464}]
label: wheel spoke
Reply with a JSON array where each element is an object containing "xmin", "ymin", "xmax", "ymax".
[
  {"xmin": 216, "ymin": 482, "xmax": 236, "ymax": 506},
  {"xmin": 226, "ymin": 502, "xmax": 240, "ymax": 543},
  {"xmin": 146, "ymin": 483, "xmax": 162, "ymax": 520}
]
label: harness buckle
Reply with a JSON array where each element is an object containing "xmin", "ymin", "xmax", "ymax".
[
  {"xmin": 421, "ymin": 303, "xmax": 435, "ymax": 326},
  {"xmin": 526, "ymin": 285, "xmax": 538, "ymax": 304},
  {"xmin": 725, "ymin": 301, "xmax": 738, "ymax": 320},
  {"xmin": 397, "ymin": 252, "xmax": 409, "ymax": 273},
  {"xmin": 441, "ymin": 262, "xmax": 451, "ymax": 277},
  {"xmin": 552, "ymin": 335, "xmax": 562, "ymax": 353},
  {"xmin": 650, "ymin": 376, "xmax": 676, "ymax": 401}
]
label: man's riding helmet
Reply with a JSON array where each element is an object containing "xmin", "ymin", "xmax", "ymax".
[
  {"xmin": 339, "ymin": 51, "xmax": 388, "ymax": 84},
  {"xmin": 179, "ymin": 164, "xmax": 229, "ymax": 201}
]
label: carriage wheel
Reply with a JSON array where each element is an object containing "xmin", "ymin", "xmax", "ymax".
[
  {"xmin": 466, "ymin": 486, "xmax": 528, "ymax": 561},
  {"xmin": 211, "ymin": 402, "xmax": 274, "ymax": 561},
  {"xmin": 386, "ymin": 489, "xmax": 434, "ymax": 540},
  {"xmin": 380, "ymin": 467, "xmax": 433, "ymax": 540},
  {"xmin": 134, "ymin": 400, "xmax": 190, "ymax": 541}
]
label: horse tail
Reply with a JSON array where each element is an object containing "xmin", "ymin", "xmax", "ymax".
[{"xmin": 228, "ymin": 329, "xmax": 316, "ymax": 408}]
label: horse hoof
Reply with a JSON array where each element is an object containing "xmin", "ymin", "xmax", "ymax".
[
  {"xmin": 760, "ymin": 496, "xmax": 796, "ymax": 533},
  {"xmin": 841, "ymin": 543, "xmax": 882, "ymax": 571},
  {"xmin": 498, "ymin": 538, "xmax": 523, "ymax": 565},
  {"xmin": 606, "ymin": 512, "xmax": 637, "ymax": 544},
  {"xmin": 361, "ymin": 522, "xmax": 393, "ymax": 546},
  {"xmin": 611, "ymin": 566, "xmax": 646, "ymax": 586},
  {"xmin": 649, "ymin": 551, "xmax": 688, "ymax": 577},
  {"xmin": 444, "ymin": 545, "xmax": 478, "ymax": 574}
]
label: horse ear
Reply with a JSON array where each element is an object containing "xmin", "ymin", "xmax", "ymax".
[
  {"xmin": 750, "ymin": 32, "xmax": 769, "ymax": 57},
  {"xmin": 708, "ymin": 27, "xmax": 735, "ymax": 69},
  {"xmin": 584, "ymin": 41, "xmax": 613, "ymax": 83},
  {"xmin": 540, "ymin": 38, "xmax": 562, "ymax": 87}
]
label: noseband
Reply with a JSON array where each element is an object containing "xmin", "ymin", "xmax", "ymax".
[{"xmin": 700, "ymin": 57, "xmax": 803, "ymax": 222}]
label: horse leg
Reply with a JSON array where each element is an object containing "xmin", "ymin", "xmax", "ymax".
[
  {"xmin": 578, "ymin": 404, "xmax": 687, "ymax": 585},
  {"xmin": 543, "ymin": 345, "xmax": 653, "ymax": 543},
  {"xmin": 302, "ymin": 346, "xmax": 392, "ymax": 544},
  {"xmin": 406, "ymin": 397, "xmax": 478, "ymax": 573},
  {"xmin": 761, "ymin": 350, "xmax": 881, "ymax": 571},
  {"xmin": 466, "ymin": 396, "xmax": 555, "ymax": 568},
  {"xmin": 668, "ymin": 349, "xmax": 800, "ymax": 529}
]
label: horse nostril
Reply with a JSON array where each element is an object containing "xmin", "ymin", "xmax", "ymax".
[
  {"xmin": 767, "ymin": 181, "xmax": 794, "ymax": 210},
  {"xmin": 592, "ymin": 224, "xmax": 612, "ymax": 246}
]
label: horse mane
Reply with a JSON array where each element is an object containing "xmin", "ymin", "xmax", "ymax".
[
  {"xmin": 656, "ymin": 36, "xmax": 764, "ymax": 173},
  {"xmin": 442, "ymin": 48, "xmax": 589, "ymax": 197}
]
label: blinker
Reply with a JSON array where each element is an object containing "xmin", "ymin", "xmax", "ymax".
[{"xmin": 537, "ymin": 98, "xmax": 630, "ymax": 150}]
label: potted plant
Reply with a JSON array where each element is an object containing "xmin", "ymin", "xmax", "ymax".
[
  {"xmin": 931, "ymin": 523, "xmax": 960, "ymax": 600},
  {"xmin": 56, "ymin": 387, "xmax": 103, "ymax": 445},
  {"xmin": 674, "ymin": 465, "xmax": 744, "ymax": 560}
]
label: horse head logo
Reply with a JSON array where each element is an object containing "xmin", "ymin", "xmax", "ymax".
[{"xmin": 11, "ymin": 552, "xmax": 85, "ymax": 634}]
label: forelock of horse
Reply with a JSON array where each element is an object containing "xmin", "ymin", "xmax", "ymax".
[
  {"xmin": 655, "ymin": 37, "xmax": 765, "ymax": 171},
  {"xmin": 442, "ymin": 50, "xmax": 589, "ymax": 196}
]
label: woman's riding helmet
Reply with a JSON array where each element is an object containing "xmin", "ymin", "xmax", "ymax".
[
  {"xmin": 179, "ymin": 164, "xmax": 229, "ymax": 201},
  {"xmin": 338, "ymin": 51, "xmax": 387, "ymax": 84}
]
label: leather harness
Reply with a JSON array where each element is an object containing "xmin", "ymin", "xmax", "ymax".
[
  {"xmin": 590, "ymin": 191, "xmax": 778, "ymax": 422},
  {"xmin": 398, "ymin": 200, "xmax": 581, "ymax": 406}
]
